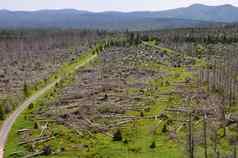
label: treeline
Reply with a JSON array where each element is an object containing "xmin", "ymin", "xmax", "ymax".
[
  {"xmin": 199, "ymin": 46, "xmax": 238, "ymax": 107},
  {"xmin": 190, "ymin": 49, "xmax": 238, "ymax": 157},
  {"xmin": 142, "ymin": 26, "xmax": 238, "ymax": 44},
  {"xmin": 0, "ymin": 28, "xmax": 159, "ymax": 54},
  {"xmin": 0, "ymin": 29, "xmax": 112, "ymax": 53}
]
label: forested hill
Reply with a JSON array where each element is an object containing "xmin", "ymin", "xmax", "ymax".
[{"xmin": 1, "ymin": 4, "xmax": 238, "ymax": 30}]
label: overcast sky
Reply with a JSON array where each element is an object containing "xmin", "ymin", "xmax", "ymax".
[{"xmin": 1, "ymin": 0, "xmax": 238, "ymax": 12}]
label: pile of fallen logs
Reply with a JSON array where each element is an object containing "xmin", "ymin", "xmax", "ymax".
[{"xmin": 13, "ymin": 122, "xmax": 57, "ymax": 158}]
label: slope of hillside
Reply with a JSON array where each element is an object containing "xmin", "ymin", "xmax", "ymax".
[{"xmin": 0, "ymin": 4, "xmax": 232, "ymax": 30}]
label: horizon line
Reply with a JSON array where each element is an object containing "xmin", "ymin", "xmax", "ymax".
[{"xmin": 0, "ymin": 3, "xmax": 237, "ymax": 13}]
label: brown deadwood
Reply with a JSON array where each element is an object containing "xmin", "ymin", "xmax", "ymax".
[
  {"xmin": 226, "ymin": 114, "xmax": 238, "ymax": 124},
  {"xmin": 23, "ymin": 151, "xmax": 44, "ymax": 158},
  {"xmin": 18, "ymin": 136, "xmax": 54, "ymax": 145},
  {"xmin": 17, "ymin": 129, "xmax": 31, "ymax": 134}
]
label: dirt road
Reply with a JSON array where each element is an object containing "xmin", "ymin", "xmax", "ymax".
[{"xmin": 0, "ymin": 79, "xmax": 60, "ymax": 158}]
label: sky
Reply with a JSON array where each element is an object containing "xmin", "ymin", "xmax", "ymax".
[{"xmin": 1, "ymin": 0, "xmax": 238, "ymax": 12}]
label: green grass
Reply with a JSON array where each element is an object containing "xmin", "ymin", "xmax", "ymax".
[{"xmin": 5, "ymin": 110, "xmax": 34, "ymax": 157}]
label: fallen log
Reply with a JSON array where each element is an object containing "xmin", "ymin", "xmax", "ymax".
[
  {"xmin": 166, "ymin": 108, "xmax": 214, "ymax": 116},
  {"xmin": 101, "ymin": 114, "xmax": 137, "ymax": 119},
  {"xmin": 102, "ymin": 113, "xmax": 166, "ymax": 121},
  {"xmin": 18, "ymin": 136, "xmax": 52, "ymax": 145},
  {"xmin": 143, "ymin": 115, "xmax": 165, "ymax": 120},
  {"xmin": 39, "ymin": 122, "xmax": 48, "ymax": 137},
  {"xmin": 108, "ymin": 119, "xmax": 135, "ymax": 128},
  {"xmin": 50, "ymin": 104, "xmax": 79, "ymax": 110},
  {"xmin": 23, "ymin": 151, "xmax": 44, "ymax": 158},
  {"xmin": 9, "ymin": 151, "xmax": 24, "ymax": 157},
  {"xmin": 34, "ymin": 137, "xmax": 55, "ymax": 145},
  {"xmin": 226, "ymin": 114, "xmax": 238, "ymax": 124},
  {"xmin": 17, "ymin": 129, "xmax": 31, "ymax": 134}
]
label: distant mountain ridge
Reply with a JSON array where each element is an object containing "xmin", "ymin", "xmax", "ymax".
[
  {"xmin": 154, "ymin": 4, "xmax": 238, "ymax": 22},
  {"xmin": 0, "ymin": 4, "xmax": 236, "ymax": 30}
]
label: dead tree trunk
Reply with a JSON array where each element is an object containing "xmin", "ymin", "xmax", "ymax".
[
  {"xmin": 234, "ymin": 144, "xmax": 237, "ymax": 158},
  {"xmin": 214, "ymin": 130, "xmax": 220, "ymax": 158},
  {"xmin": 188, "ymin": 112, "xmax": 194, "ymax": 158},
  {"xmin": 203, "ymin": 113, "xmax": 208, "ymax": 158}
]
